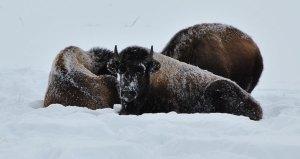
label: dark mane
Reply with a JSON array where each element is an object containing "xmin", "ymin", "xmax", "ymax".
[
  {"xmin": 119, "ymin": 46, "xmax": 150, "ymax": 62},
  {"xmin": 89, "ymin": 47, "xmax": 114, "ymax": 60},
  {"xmin": 89, "ymin": 47, "xmax": 115, "ymax": 75}
]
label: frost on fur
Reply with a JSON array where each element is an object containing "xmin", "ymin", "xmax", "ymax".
[
  {"xmin": 108, "ymin": 46, "xmax": 263, "ymax": 120},
  {"xmin": 44, "ymin": 46, "xmax": 119, "ymax": 109}
]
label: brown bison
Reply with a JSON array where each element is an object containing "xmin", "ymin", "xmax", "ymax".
[
  {"xmin": 44, "ymin": 46, "xmax": 119, "ymax": 109},
  {"xmin": 107, "ymin": 46, "xmax": 263, "ymax": 120},
  {"xmin": 162, "ymin": 23, "xmax": 263, "ymax": 93}
]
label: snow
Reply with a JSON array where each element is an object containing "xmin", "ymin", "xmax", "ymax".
[
  {"xmin": 1, "ymin": 0, "xmax": 300, "ymax": 158},
  {"xmin": 1, "ymin": 69, "xmax": 300, "ymax": 159}
]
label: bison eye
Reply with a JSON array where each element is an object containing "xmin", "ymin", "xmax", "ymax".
[{"xmin": 132, "ymin": 64, "xmax": 145, "ymax": 75}]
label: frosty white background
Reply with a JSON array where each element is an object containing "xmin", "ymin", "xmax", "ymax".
[{"xmin": 0, "ymin": 0, "xmax": 300, "ymax": 159}]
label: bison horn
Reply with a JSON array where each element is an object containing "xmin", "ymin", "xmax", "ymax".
[
  {"xmin": 114, "ymin": 45, "xmax": 118, "ymax": 55},
  {"xmin": 150, "ymin": 45, "xmax": 154, "ymax": 57}
]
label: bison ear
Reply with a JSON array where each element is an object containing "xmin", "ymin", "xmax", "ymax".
[{"xmin": 148, "ymin": 59, "xmax": 161, "ymax": 73}]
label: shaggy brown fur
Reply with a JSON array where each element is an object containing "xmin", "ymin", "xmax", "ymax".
[
  {"xmin": 162, "ymin": 23, "xmax": 263, "ymax": 93},
  {"xmin": 109, "ymin": 46, "xmax": 263, "ymax": 120},
  {"xmin": 44, "ymin": 46, "xmax": 119, "ymax": 109}
]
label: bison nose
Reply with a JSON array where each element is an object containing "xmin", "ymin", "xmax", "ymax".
[{"xmin": 120, "ymin": 90, "xmax": 137, "ymax": 102}]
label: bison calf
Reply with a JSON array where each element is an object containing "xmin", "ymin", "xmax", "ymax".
[{"xmin": 108, "ymin": 46, "xmax": 263, "ymax": 120}]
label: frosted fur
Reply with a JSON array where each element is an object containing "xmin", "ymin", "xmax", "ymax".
[
  {"xmin": 172, "ymin": 23, "xmax": 251, "ymax": 58},
  {"xmin": 153, "ymin": 53, "xmax": 219, "ymax": 89},
  {"xmin": 151, "ymin": 53, "xmax": 250, "ymax": 101},
  {"xmin": 51, "ymin": 47, "xmax": 97, "ymax": 100},
  {"xmin": 44, "ymin": 46, "xmax": 119, "ymax": 109},
  {"xmin": 116, "ymin": 48, "xmax": 262, "ymax": 120}
]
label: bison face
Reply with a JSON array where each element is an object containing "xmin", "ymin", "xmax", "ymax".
[
  {"xmin": 117, "ymin": 63, "xmax": 146, "ymax": 102},
  {"xmin": 107, "ymin": 46, "xmax": 160, "ymax": 103}
]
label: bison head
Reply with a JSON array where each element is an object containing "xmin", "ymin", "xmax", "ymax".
[{"xmin": 107, "ymin": 46, "xmax": 160, "ymax": 103}]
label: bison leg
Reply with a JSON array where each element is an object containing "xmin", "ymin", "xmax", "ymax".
[{"xmin": 203, "ymin": 80, "xmax": 263, "ymax": 120}]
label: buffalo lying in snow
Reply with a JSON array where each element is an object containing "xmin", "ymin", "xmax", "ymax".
[
  {"xmin": 44, "ymin": 46, "xmax": 119, "ymax": 109},
  {"xmin": 162, "ymin": 23, "xmax": 263, "ymax": 93},
  {"xmin": 108, "ymin": 46, "xmax": 263, "ymax": 120}
]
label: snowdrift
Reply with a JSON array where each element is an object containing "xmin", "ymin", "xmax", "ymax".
[{"xmin": 0, "ymin": 69, "xmax": 300, "ymax": 159}]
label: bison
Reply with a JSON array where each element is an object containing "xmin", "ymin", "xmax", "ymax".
[
  {"xmin": 44, "ymin": 46, "xmax": 119, "ymax": 109},
  {"xmin": 108, "ymin": 46, "xmax": 263, "ymax": 120},
  {"xmin": 162, "ymin": 23, "xmax": 263, "ymax": 93}
]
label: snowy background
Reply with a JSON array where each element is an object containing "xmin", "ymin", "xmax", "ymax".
[{"xmin": 0, "ymin": 0, "xmax": 300, "ymax": 158}]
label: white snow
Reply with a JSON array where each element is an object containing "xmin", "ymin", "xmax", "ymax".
[{"xmin": 1, "ymin": 0, "xmax": 300, "ymax": 158}]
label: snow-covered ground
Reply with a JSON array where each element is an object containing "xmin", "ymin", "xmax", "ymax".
[{"xmin": 1, "ymin": 0, "xmax": 300, "ymax": 158}]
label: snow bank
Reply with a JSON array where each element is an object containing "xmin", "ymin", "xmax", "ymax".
[{"xmin": 1, "ymin": 68, "xmax": 300, "ymax": 159}]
